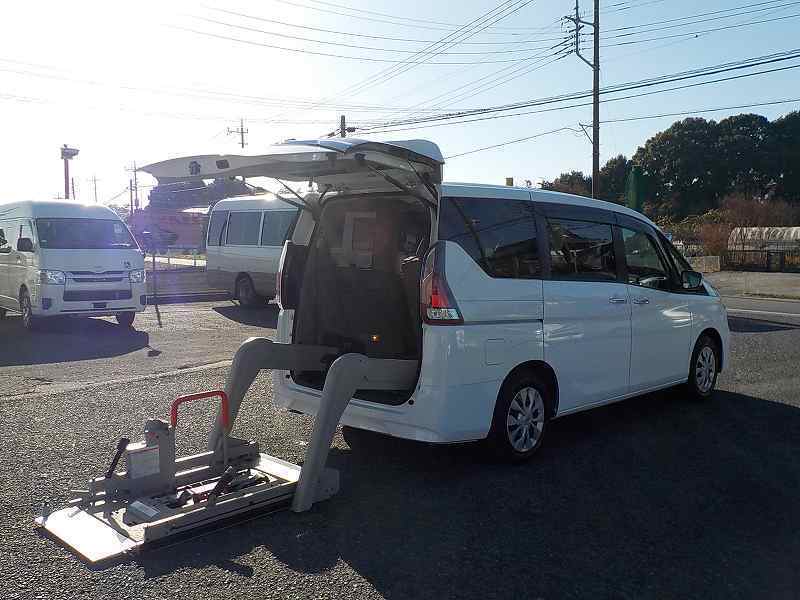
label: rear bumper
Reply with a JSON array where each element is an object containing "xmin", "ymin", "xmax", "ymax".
[{"xmin": 29, "ymin": 282, "xmax": 147, "ymax": 317}]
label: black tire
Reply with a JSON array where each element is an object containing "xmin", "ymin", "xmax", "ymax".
[
  {"xmin": 687, "ymin": 334, "xmax": 720, "ymax": 400},
  {"xmin": 487, "ymin": 371, "xmax": 551, "ymax": 462},
  {"xmin": 116, "ymin": 312, "xmax": 136, "ymax": 328},
  {"xmin": 0, "ymin": 307, "xmax": 6, "ymax": 320},
  {"xmin": 235, "ymin": 275, "xmax": 265, "ymax": 308},
  {"xmin": 19, "ymin": 288, "xmax": 38, "ymax": 331}
]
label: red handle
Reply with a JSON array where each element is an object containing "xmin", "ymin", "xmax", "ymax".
[{"xmin": 170, "ymin": 390, "xmax": 230, "ymax": 429}]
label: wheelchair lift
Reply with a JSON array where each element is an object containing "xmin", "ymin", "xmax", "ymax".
[{"xmin": 35, "ymin": 338, "xmax": 418, "ymax": 563}]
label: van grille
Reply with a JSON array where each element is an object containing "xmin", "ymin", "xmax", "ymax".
[
  {"xmin": 63, "ymin": 290, "xmax": 132, "ymax": 301},
  {"xmin": 68, "ymin": 271, "xmax": 125, "ymax": 283}
]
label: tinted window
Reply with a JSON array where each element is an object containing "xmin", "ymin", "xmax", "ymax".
[
  {"xmin": 226, "ymin": 212, "xmax": 260, "ymax": 246},
  {"xmin": 207, "ymin": 210, "xmax": 228, "ymax": 246},
  {"xmin": 261, "ymin": 210, "xmax": 298, "ymax": 246},
  {"xmin": 547, "ymin": 218, "xmax": 617, "ymax": 281},
  {"xmin": 35, "ymin": 218, "xmax": 135, "ymax": 249},
  {"xmin": 439, "ymin": 196, "xmax": 540, "ymax": 279},
  {"xmin": 621, "ymin": 227, "xmax": 671, "ymax": 290}
]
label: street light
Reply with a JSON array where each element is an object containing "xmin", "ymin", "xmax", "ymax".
[{"xmin": 61, "ymin": 145, "xmax": 79, "ymax": 199}]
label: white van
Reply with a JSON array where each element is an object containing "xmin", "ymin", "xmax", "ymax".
[
  {"xmin": 143, "ymin": 139, "xmax": 729, "ymax": 460},
  {"xmin": 0, "ymin": 201, "xmax": 146, "ymax": 330},
  {"xmin": 206, "ymin": 195, "xmax": 299, "ymax": 306}
]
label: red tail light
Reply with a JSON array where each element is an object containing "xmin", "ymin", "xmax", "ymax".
[{"xmin": 421, "ymin": 243, "xmax": 463, "ymax": 325}]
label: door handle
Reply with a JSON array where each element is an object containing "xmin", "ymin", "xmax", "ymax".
[
  {"xmin": 609, "ymin": 297, "xmax": 628, "ymax": 304},
  {"xmin": 632, "ymin": 297, "xmax": 650, "ymax": 305}
]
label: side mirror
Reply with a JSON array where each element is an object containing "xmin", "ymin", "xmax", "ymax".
[
  {"xmin": 681, "ymin": 270, "xmax": 703, "ymax": 290},
  {"xmin": 17, "ymin": 237, "xmax": 34, "ymax": 253}
]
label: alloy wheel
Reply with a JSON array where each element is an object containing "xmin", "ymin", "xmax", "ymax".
[
  {"xmin": 695, "ymin": 346, "xmax": 716, "ymax": 394},
  {"xmin": 506, "ymin": 386, "xmax": 545, "ymax": 452}
]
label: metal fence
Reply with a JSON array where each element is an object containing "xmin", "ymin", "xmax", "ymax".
[{"xmin": 724, "ymin": 249, "xmax": 800, "ymax": 273}]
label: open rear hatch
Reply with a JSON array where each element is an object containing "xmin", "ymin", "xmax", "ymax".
[{"xmin": 140, "ymin": 138, "xmax": 443, "ymax": 208}]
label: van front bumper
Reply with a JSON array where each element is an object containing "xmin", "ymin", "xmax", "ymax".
[{"xmin": 29, "ymin": 282, "xmax": 147, "ymax": 317}]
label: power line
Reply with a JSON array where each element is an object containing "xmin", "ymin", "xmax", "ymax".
[
  {"xmin": 603, "ymin": 10, "xmax": 800, "ymax": 46},
  {"xmin": 206, "ymin": 6, "xmax": 565, "ymax": 45},
  {"xmin": 266, "ymin": 0, "xmax": 558, "ymax": 34},
  {"xmin": 355, "ymin": 54, "xmax": 800, "ymax": 135},
  {"xmin": 191, "ymin": 14, "xmax": 569, "ymax": 55},
  {"xmin": 602, "ymin": 0, "xmax": 669, "ymax": 15},
  {"xmin": 445, "ymin": 96, "xmax": 800, "ymax": 159},
  {"xmin": 356, "ymin": 49, "xmax": 800, "ymax": 132}
]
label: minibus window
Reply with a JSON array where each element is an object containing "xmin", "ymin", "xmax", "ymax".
[
  {"xmin": 207, "ymin": 210, "xmax": 229, "ymax": 246},
  {"xmin": 35, "ymin": 218, "xmax": 136, "ymax": 250},
  {"xmin": 226, "ymin": 212, "xmax": 261, "ymax": 246},
  {"xmin": 439, "ymin": 197, "xmax": 540, "ymax": 279},
  {"xmin": 261, "ymin": 210, "xmax": 299, "ymax": 246},
  {"xmin": 547, "ymin": 218, "xmax": 616, "ymax": 281}
]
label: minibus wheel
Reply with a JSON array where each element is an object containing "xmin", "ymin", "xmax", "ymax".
[
  {"xmin": 488, "ymin": 372, "xmax": 551, "ymax": 462},
  {"xmin": 235, "ymin": 275, "xmax": 265, "ymax": 308},
  {"xmin": 687, "ymin": 334, "xmax": 720, "ymax": 400}
]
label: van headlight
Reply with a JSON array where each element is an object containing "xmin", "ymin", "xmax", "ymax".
[
  {"xmin": 38, "ymin": 270, "xmax": 66, "ymax": 285},
  {"xmin": 128, "ymin": 269, "xmax": 146, "ymax": 284}
]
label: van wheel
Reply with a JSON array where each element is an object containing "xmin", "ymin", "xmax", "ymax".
[
  {"xmin": 19, "ymin": 289, "xmax": 38, "ymax": 331},
  {"xmin": 687, "ymin": 334, "xmax": 720, "ymax": 400},
  {"xmin": 488, "ymin": 372, "xmax": 551, "ymax": 462},
  {"xmin": 116, "ymin": 312, "xmax": 136, "ymax": 328},
  {"xmin": 235, "ymin": 275, "xmax": 265, "ymax": 308}
]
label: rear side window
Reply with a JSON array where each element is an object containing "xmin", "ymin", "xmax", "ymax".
[
  {"xmin": 547, "ymin": 218, "xmax": 617, "ymax": 281},
  {"xmin": 226, "ymin": 211, "xmax": 261, "ymax": 246},
  {"xmin": 207, "ymin": 210, "xmax": 228, "ymax": 246},
  {"xmin": 0, "ymin": 223, "xmax": 7, "ymax": 251},
  {"xmin": 438, "ymin": 196, "xmax": 540, "ymax": 279},
  {"xmin": 261, "ymin": 210, "xmax": 298, "ymax": 246}
]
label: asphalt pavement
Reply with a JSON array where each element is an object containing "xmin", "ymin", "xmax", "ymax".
[{"xmin": 1, "ymin": 297, "xmax": 800, "ymax": 599}]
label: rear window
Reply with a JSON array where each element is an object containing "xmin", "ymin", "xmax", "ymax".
[
  {"xmin": 207, "ymin": 210, "xmax": 228, "ymax": 246},
  {"xmin": 438, "ymin": 196, "xmax": 541, "ymax": 279},
  {"xmin": 261, "ymin": 210, "xmax": 298, "ymax": 246},
  {"xmin": 226, "ymin": 211, "xmax": 261, "ymax": 246},
  {"xmin": 547, "ymin": 218, "xmax": 617, "ymax": 281},
  {"xmin": 35, "ymin": 218, "xmax": 136, "ymax": 250}
]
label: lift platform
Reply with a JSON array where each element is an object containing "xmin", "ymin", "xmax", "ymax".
[{"xmin": 35, "ymin": 338, "xmax": 418, "ymax": 563}]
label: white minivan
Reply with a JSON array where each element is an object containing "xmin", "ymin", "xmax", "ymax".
[
  {"xmin": 205, "ymin": 195, "xmax": 299, "ymax": 306},
  {"xmin": 143, "ymin": 139, "xmax": 729, "ymax": 460},
  {"xmin": 0, "ymin": 201, "xmax": 146, "ymax": 330}
]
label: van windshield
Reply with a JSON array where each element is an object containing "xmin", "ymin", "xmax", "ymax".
[{"xmin": 35, "ymin": 218, "xmax": 137, "ymax": 250}]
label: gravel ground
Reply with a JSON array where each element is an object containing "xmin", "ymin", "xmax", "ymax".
[{"xmin": 2, "ymin": 302, "xmax": 800, "ymax": 599}]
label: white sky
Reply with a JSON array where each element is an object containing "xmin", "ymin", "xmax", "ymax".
[{"xmin": 1, "ymin": 0, "xmax": 799, "ymax": 205}]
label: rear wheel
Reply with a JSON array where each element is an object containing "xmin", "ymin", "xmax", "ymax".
[
  {"xmin": 19, "ymin": 289, "xmax": 38, "ymax": 331},
  {"xmin": 0, "ymin": 307, "xmax": 6, "ymax": 320},
  {"xmin": 687, "ymin": 334, "xmax": 720, "ymax": 400},
  {"xmin": 487, "ymin": 372, "xmax": 551, "ymax": 462},
  {"xmin": 116, "ymin": 312, "xmax": 136, "ymax": 328},
  {"xmin": 235, "ymin": 275, "xmax": 265, "ymax": 308}
]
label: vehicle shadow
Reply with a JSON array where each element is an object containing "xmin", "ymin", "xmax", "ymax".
[
  {"xmin": 137, "ymin": 389, "xmax": 800, "ymax": 598},
  {"xmin": 213, "ymin": 304, "xmax": 279, "ymax": 329},
  {"xmin": 727, "ymin": 315, "xmax": 800, "ymax": 333},
  {"xmin": 0, "ymin": 315, "xmax": 149, "ymax": 366}
]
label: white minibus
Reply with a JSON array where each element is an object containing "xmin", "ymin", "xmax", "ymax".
[
  {"xmin": 206, "ymin": 195, "xmax": 299, "ymax": 306},
  {"xmin": 0, "ymin": 201, "xmax": 146, "ymax": 330}
]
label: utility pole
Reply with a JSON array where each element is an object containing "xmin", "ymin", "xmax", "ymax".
[
  {"xmin": 340, "ymin": 115, "xmax": 347, "ymax": 138},
  {"xmin": 71, "ymin": 177, "xmax": 77, "ymax": 202},
  {"xmin": 129, "ymin": 179, "xmax": 134, "ymax": 214},
  {"xmin": 92, "ymin": 175, "xmax": 98, "ymax": 204},
  {"xmin": 565, "ymin": 0, "xmax": 600, "ymax": 198},
  {"xmin": 127, "ymin": 162, "xmax": 140, "ymax": 209},
  {"xmin": 227, "ymin": 118, "xmax": 248, "ymax": 149}
]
